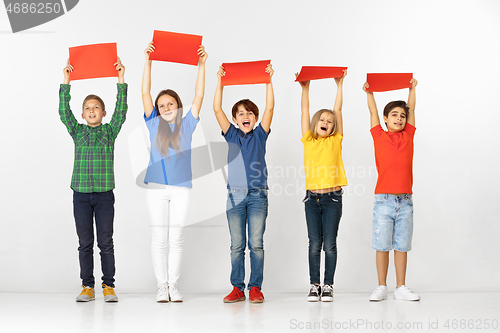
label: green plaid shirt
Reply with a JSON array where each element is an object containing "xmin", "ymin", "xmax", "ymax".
[{"xmin": 59, "ymin": 83, "xmax": 128, "ymax": 193}]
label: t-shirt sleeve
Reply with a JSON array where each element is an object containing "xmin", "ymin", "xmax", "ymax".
[
  {"xmin": 223, "ymin": 123, "xmax": 236, "ymax": 142},
  {"xmin": 255, "ymin": 123, "xmax": 270, "ymax": 141},
  {"xmin": 370, "ymin": 125, "xmax": 384, "ymax": 141},
  {"xmin": 181, "ymin": 109, "xmax": 200, "ymax": 134},
  {"xmin": 144, "ymin": 108, "xmax": 157, "ymax": 121},
  {"xmin": 301, "ymin": 130, "xmax": 312, "ymax": 144},
  {"xmin": 404, "ymin": 123, "xmax": 416, "ymax": 138}
]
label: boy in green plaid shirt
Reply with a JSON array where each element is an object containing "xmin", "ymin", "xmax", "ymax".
[{"xmin": 60, "ymin": 57, "xmax": 127, "ymax": 302}]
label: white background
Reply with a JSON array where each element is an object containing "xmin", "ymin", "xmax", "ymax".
[{"xmin": 0, "ymin": 0, "xmax": 499, "ymax": 294}]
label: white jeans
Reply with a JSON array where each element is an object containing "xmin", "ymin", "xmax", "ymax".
[{"xmin": 146, "ymin": 186, "xmax": 190, "ymax": 287}]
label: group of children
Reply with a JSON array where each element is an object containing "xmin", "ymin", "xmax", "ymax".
[{"xmin": 59, "ymin": 43, "xmax": 419, "ymax": 304}]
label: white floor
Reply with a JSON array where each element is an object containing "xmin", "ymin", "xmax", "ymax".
[{"xmin": 0, "ymin": 292, "xmax": 498, "ymax": 333}]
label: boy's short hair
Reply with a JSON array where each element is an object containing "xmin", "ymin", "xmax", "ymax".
[
  {"xmin": 231, "ymin": 99, "xmax": 259, "ymax": 119},
  {"xmin": 383, "ymin": 100, "xmax": 409, "ymax": 118},
  {"xmin": 82, "ymin": 94, "xmax": 105, "ymax": 111}
]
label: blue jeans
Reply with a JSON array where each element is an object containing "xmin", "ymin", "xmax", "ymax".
[
  {"xmin": 226, "ymin": 188, "xmax": 268, "ymax": 290},
  {"xmin": 303, "ymin": 190, "xmax": 343, "ymax": 285},
  {"xmin": 73, "ymin": 190, "xmax": 116, "ymax": 288}
]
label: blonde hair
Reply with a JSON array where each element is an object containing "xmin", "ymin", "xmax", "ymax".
[{"xmin": 310, "ymin": 109, "xmax": 337, "ymax": 139}]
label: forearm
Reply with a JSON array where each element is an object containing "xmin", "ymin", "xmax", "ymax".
[
  {"xmin": 265, "ymin": 81, "xmax": 275, "ymax": 112},
  {"xmin": 141, "ymin": 60, "xmax": 152, "ymax": 95},
  {"xmin": 333, "ymin": 83, "xmax": 343, "ymax": 113},
  {"xmin": 59, "ymin": 84, "xmax": 78, "ymax": 135},
  {"xmin": 301, "ymin": 86, "xmax": 310, "ymax": 135},
  {"xmin": 367, "ymin": 92, "xmax": 380, "ymax": 128},
  {"xmin": 191, "ymin": 63, "xmax": 205, "ymax": 118}
]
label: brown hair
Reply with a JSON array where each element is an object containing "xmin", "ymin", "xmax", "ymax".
[
  {"xmin": 310, "ymin": 109, "xmax": 337, "ymax": 139},
  {"xmin": 154, "ymin": 89, "xmax": 183, "ymax": 159},
  {"xmin": 82, "ymin": 95, "xmax": 105, "ymax": 111},
  {"xmin": 231, "ymin": 99, "xmax": 259, "ymax": 119},
  {"xmin": 383, "ymin": 100, "xmax": 409, "ymax": 118}
]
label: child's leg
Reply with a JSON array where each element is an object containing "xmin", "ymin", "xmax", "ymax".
[
  {"xmin": 226, "ymin": 189, "xmax": 248, "ymax": 291},
  {"xmin": 247, "ymin": 188, "xmax": 268, "ymax": 289},
  {"xmin": 321, "ymin": 191, "xmax": 343, "ymax": 285},
  {"xmin": 94, "ymin": 190, "xmax": 116, "ymax": 287},
  {"xmin": 304, "ymin": 192, "xmax": 323, "ymax": 285},
  {"xmin": 394, "ymin": 250, "xmax": 407, "ymax": 287},
  {"xmin": 147, "ymin": 188, "xmax": 169, "ymax": 286},
  {"xmin": 166, "ymin": 186, "xmax": 190, "ymax": 286},
  {"xmin": 376, "ymin": 251, "xmax": 389, "ymax": 286},
  {"xmin": 372, "ymin": 194, "xmax": 395, "ymax": 286},
  {"xmin": 393, "ymin": 194, "xmax": 413, "ymax": 287},
  {"xmin": 73, "ymin": 191, "xmax": 96, "ymax": 288}
]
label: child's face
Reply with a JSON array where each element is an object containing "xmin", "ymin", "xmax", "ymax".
[
  {"xmin": 384, "ymin": 107, "xmax": 407, "ymax": 132},
  {"xmin": 82, "ymin": 99, "xmax": 106, "ymax": 127},
  {"xmin": 316, "ymin": 112, "xmax": 335, "ymax": 138},
  {"xmin": 158, "ymin": 94, "xmax": 179, "ymax": 124},
  {"xmin": 233, "ymin": 105, "xmax": 257, "ymax": 134}
]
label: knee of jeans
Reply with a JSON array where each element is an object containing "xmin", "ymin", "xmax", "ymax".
[
  {"xmin": 323, "ymin": 242, "xmax": 337, "ymax": 253},
  {"xmin": 308, "ymin": 241, "xmax": 322, "ymax": 253}
]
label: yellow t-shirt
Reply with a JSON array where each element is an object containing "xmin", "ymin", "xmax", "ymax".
[{"xmin": 301, "ymin": 130, "xmax": 347, "ymax": 190}]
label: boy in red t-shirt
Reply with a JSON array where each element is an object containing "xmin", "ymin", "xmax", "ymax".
[{"xmin": 363, "ymin": 78, "xmax": 419, "ymax": 301}]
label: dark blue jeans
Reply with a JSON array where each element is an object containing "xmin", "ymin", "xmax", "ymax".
[
  {"xmin": 73, "ymin": 190, "xmax": 116, "ymax": 288},
  {"xmin": 304, "ymin": 190, "xmax": 343, "ymax": 285}
]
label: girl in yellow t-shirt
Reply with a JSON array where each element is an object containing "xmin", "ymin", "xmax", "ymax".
[{"xmin": 296, "ymin": 70, "xmax": 347, "ymax": 302}]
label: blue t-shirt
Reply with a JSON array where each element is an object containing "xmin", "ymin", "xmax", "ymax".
[
  {"xmin": 223, "ymin": 123, "xmax": 270, "ymax": 189},
  {"xmin": 144, "ymin": 109, "xmax": 199, "ymax": 188}
]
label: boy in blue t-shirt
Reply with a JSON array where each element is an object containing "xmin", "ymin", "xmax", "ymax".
[{"xmin": 213, "ymin": 64, "xmax": 274, "ymax": 303}]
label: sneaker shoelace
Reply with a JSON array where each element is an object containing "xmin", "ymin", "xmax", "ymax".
[
  {"xmin": 158, "ymin": 284, "xmax": 168, "ymax": 295},
  {"xmin": 310, "ymin": 285, "xmax": 320, "ymax": 294},
  {"xmin": 322, "ymin": 285, "xmax": 333, "ymax": 294}
]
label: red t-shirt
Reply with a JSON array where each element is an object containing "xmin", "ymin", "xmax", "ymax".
[{"xmin": 371, "ymin": 123, "xmax": 415, "ymax": 194}]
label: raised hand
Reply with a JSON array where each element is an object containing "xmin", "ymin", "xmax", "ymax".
[
  {"xmin": 295, "ymin": 72, "xmax": 310, "ymax": 89},
  {"xmin": 144, "ymin": 42, "xmax": 155, "ymax": 60},
  {"xmin": 115, "ymin": 57, "xmax": 125, "ymax": 84},
  {"xmin": 198, "ymin": 45, "xmax": 208, "ymax": 65},
  {"xmin": 265, "ymin": 63, "xmax": 274, "ymax": 78},
  {"xmin": 63, "ymin": 59, "xmax": 74, "ymax": 84},
  {"xmin": 335, "ymin": 69, "xmax": 347, "ymax": 85}
]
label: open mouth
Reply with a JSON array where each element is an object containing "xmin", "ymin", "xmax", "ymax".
[
  {"xmin": 89, "ymin": 115, "xmax": 96, "ymax": 118},
  {"xmin": 242, "ymin": 121, "xmax": 251, "ymax": 127},
  {"xmin": 320, "ymin": 126, "xmax": 327, "ymax": 131}
]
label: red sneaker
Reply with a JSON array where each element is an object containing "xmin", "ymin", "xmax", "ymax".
[
  {"xmin": 223, "ymin": 287, "xmax": 246, "ymax": 303},
  {"xmin": 249, "ymin": 287, "xmax": 264, "ymax": 303}
]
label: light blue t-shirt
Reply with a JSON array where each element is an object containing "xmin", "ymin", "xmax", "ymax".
[
  {"xmin": 223, "ymin": 123, "xmax": 270, "ymax": 189},
  {"xmin": 144, "ymin": 109, "xmax": 199, "ymax": 188}
]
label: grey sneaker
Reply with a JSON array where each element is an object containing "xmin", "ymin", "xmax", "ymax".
[
  {"xmin": 76, "ymin": 286, "xmax": 95, "ymax": 302},
  {"xmin": 369, "ymin": 285, "xmax": 388, "ymax": 301},
  {"xmin": 168, "ymin": 285, "xmax": 183, "ymax": 302},
  {"xmin": 102, "ymin": 284, "xmax": 118, "ymax": 302},
  {"xmin": 307, "ymin": 284, "xmax": 321, "ymax": 302},
  {"xmin": 157, "ymin": 284, "xmax": 169, "ymax": 303},
  {"xmin": 321, "ymin": 284, "xmax": 334, "ymax": 302},
  {"xmin": 394, "ymin": 285, "xmax": 420, "ymax": 301}
]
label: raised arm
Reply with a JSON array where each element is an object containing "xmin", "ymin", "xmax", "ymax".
[
  {"xmin": 333, "ymin": 69, "xmax": 347, "ymax": 136},
  {"xmin": 60, "ymin": 59, "xmax": 78, "ymax": 137},
  {"xmin": 142, "ymin": 42, "xmax": 155, "ymax": 118},
  {"xmin": 406, "ymin": 78, "xmax": 417, "ymax": 127},
  {"xmin": 110, "ymin": 57, "xmax": 128, "ymax": 139},
  {"xmin": 363, "ymin": 82, "xmax": 380, "ymax": 129},
  {"xmin": 296, "ymin": 73, "xmax": 310, "ymax": 136},
  {"xmin": 260, "ymin": 64, "xmax": 274, "ymax": 134},
  {"xmin": 213, "ymin": 66, "xmax": 231, "ymax": 134},
  {"xmin": 190, "ymin": 45, "xmax": 208, "ymax": 119}
]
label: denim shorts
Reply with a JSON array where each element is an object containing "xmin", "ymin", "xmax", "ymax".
[{"xmin": 372, "ymin": 194, "xmax": 413, "ymax": 252}]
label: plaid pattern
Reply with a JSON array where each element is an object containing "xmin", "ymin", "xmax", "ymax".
[{"xmin": 59, "ymin": 83, "xmax": 128, "ymax": 193}]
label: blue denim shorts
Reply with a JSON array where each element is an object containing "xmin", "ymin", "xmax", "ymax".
[{"xmin": 372, "ymin": 194, "xmax": 413, "ymax": 252}]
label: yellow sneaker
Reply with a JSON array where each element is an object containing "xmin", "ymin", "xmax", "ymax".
[
  {"xmin": 102, "ymin": 284, "xmax": 118, "ymax": 302},
  {"xmin": 76, "ymin": 286, "xmax": 95, "ymax": 302}
]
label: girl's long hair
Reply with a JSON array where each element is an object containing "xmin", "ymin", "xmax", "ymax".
[
  {"xmin": 154, "ymin": 89, "xmax": 183, "ymax": 158},
  {"xmin": 310, "ymin": 109, "xmax": 337, "ymax": 139}
]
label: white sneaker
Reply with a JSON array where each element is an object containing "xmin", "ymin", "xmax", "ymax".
[
  {"xmin": 394, "ymin": 285, "xmax": 420, "ymax": 301},
  {"xmin": 369, "ymin": 285, "xmax": 388, "ymax": 301},
  {"xmin": 168, "ymin": 285, "xmax": 183, "ymax": 302},
  {"xmin": 156, "ymin": 284, "xmax": 169, "ymax": 303}
]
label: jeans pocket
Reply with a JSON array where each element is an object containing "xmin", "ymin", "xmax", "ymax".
[{"xmin": 259, "ymin": 188, "xmax": 269, "ymax": 198}]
